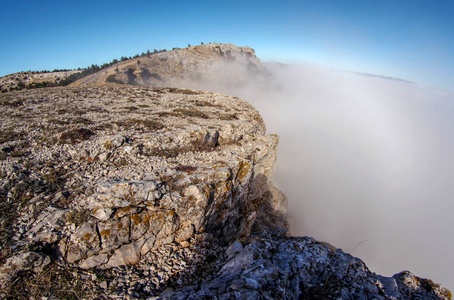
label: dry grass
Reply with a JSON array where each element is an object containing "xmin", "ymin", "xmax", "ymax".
[
  {"xmin": 193, "ymin": 100, "xmax": 222, "ymax": 108},
  {"xmin": 5, "ymin": 261, "xmax": 95, "ymax": 300},
  {"xmin": 145, "ymin": 134, "xmax": 219, "ymax": 159},
  {"xmin": 155, "ymin": 87, "xmax": 201, "ymax": 95},
  {"xmin": 175, "ymin": 165, "xmax": 198, "ymax": 173},
  {"xmin": 59, "ymin": 128, "xmax": 95, "ymax": 144},
  {"xmin": 65, "ymin": 209, "xmax": 91, "ymax": 226},
  {"xmin": 115, "ymin": 118, "xmax": 164, "ymax": 131},
  {"xmin": 172, "ymin": 108, "xmax": 209, "ymax": 119}
]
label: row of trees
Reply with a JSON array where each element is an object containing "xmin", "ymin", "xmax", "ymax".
[{"xmin": 0, "ymin": 81, "xmax": 55, "ymax": 93}]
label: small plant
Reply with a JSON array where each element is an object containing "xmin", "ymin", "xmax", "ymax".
[
  {"xmin": 142, "ymin": 119, "xmax": 164, "ymax": 130},
  {"xmin": 193, "ymin": 100, "xmax": 221, "ymax": 107},
  {"xmin": 145, "ymin": 132, "xmax": 220, "ymax": 159},
  {"xmin": 59, "ymin": 128, "xmax": 95, "ymax": 144},
  {"xmin": 72, "ymin": 117, "xmax": 93, "ymax": 125},
  {"xmin": 124, "ymin": 105, "xmax": 138, "ymax": 112},
  {"xmin": 114, "ymin": 157, "xmax": 128, "ymax": 167},
  {"xmin": 173, "ymin": 108, "xmax": 209, "ymax": 119},
  {"xmin": 175, "ymin": 165, "xmax": 198, "ymax": 172},
  {"xmin": 147, "ymin": 147, "xmax": 180, "ymax": 159},
  {"xmin": 6, "ymin": 261, "xmax": 94, "ymax": 299},
  {"xmin": 157, "ymin": 111, "xmax": 171, "ymax": 117},
  {"xmin": 219, "ymin": 113, "xmax": 239, "ymax": 120},
  {"xmin": 65, "ymin": 209, "xmax": 91, "ymax": 226},
  {"xmin": 0, "ymin": 130, "xmax": 26, "ymax": 144},
  {"xmin": 116, "ymin": 119, "xmax": 163, "ymax": 131}
]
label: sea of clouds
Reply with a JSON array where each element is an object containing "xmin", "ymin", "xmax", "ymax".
[{"xmin": 185, "ymin": 60, "xmax": 454, "ymax": 290}]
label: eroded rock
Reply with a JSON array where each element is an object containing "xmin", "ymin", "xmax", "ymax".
[{"xmin": 163, "ymin": 231, "xmax": 452, "ymax": 300}]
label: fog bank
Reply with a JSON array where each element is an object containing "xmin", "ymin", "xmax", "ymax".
[{"xmin": 185, "ymin": 61, "xmax": 454, "ymax": 290}]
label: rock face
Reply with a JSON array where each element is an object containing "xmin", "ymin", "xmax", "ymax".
[
  {"xmin": 164, "ymin": 231, "xmax": 452, "ymax": 300},
  {"xmin": 72, "ymin": 43, "xmax": 265, "ymax": 88},
  {"xmin": 0, "ymin": 83, "xmax": 450, "ymax": 298}
]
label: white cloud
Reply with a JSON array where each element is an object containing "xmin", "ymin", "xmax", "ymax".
[{"xmin": 180, "ymin": 60, "xmax": 454, "ymax": 290}]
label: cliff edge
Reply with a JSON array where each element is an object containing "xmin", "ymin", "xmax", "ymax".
[{"xmin": 0, "ymin": 85, "xmax": 450, "ymax": 299}]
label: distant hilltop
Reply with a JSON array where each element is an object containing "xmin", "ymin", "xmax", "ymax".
[
  {"xmin": 0, "ymin": 70, "xmax": 80, "ymax": 92},
  {"xmin": 71, "ymin": 43, "xmax": 263, "ymax": 88},
  {"xmin": 0, "ymin": 43, "xmax": 265, "ymax": 93}
]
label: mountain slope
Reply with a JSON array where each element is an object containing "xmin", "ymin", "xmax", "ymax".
[{"xmin": 71, "ymin": 43, "xmax": 265, "ymax": 88}]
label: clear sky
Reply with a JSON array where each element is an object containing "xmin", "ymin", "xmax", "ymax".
[{"xmin": 0, "ymin": 0, "xmax": 453, "ymax": 90}]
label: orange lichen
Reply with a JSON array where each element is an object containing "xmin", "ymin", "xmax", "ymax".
[
  {"xmin": 131, "ymin": 213, "xmax": 150, "ymax": 226},
  {"xmin": 119, "ymin": 206, "xmax": 131, "ymax": 213},
  {"xmin": 100, "ymin": 229, "xmax": 111, "ymax": 236},
  {"xmin": 237, "ymin": 161, "xmax": 251, "ymax": 181},
  {"xmin": 115, "ymin": 206, "xmax": 132, "ymax": 218},
  {"xmin": 83, "ymin": 233, "xmax": 92, "ymax": 241}
]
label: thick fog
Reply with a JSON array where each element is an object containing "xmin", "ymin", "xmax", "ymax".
[{"xmin": 184, "ymin": 61, "xmax": 454, "ymax": 289}]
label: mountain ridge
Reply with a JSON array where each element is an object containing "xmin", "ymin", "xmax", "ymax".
[{"xmin": 70, "ymin": 43, "xmax": 264, "ymax": 88}]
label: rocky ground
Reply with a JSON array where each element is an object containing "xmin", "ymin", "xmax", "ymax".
[{"xmin": 0, "ymin": 84, "xmax": 451, "ymax": 299}]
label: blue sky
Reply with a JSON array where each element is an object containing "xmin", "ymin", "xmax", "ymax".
[{"xmin": 0, "ymin": 0, "xmax": 453, "ymax": 90}]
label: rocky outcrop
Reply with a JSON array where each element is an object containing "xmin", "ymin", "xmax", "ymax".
[
  {"xmin": 0, "ymin": 85, "xmax": 284, "ymax": 292},
  {"xmin": 163, "ymin": 231, "xmax": 452, "ymax": 300},
  {"xmin": 72, "ymin": 43, "xmax": 266, "ymax": 88},
  {"xmin": 0, "ymin": 85, "xmax": 450, "ymax": 299}
]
